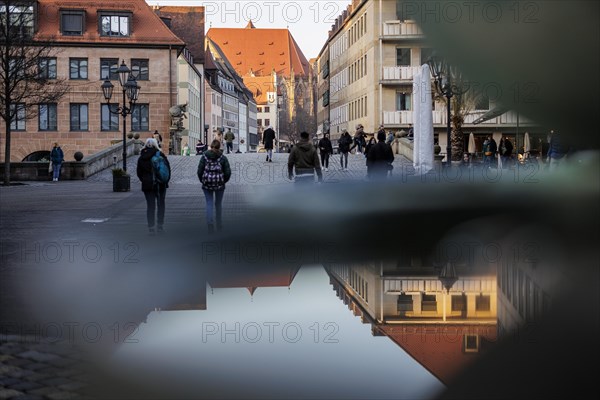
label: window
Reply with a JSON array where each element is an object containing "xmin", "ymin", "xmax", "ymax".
[
  {"xmin": 323, "ymin": 90, "xmax": 329, "ymax": 107},
  {"xmin": 257, "ymin": 107, "xmax": 262, "ymax": 112},
  {"xmin": 421, "ymin": 294, "xmax": 437, "ymax": 311},
  {"xmin": 100, "ymin": 58, "xmax": 119, "ymax": 80},
  {"xmin": 264, "ymin": 106, "xmax": 270, "ymax": 113},
  {"xmin": 100, "ymin": 13, "xmax": 131, "ymax": 37},
  {"xmin": 4, "ymin": 4, "xmax": 34, "ymax": 37},
  {"xmin": 464, "ymin": 335, "xmax": 480, "ymax": 353},
  {"xmin": 476, "ymin": 295, "xmax": 491, "ymax": 311},
  {"xmin": 70, "ymin": 58, "xmax": 88, "ymax": 79},
  {"xmin": 101, "ymin": 104, "xmax": 119, "ymax": 131},
  {"xmin": 10, "ymin": 103, "xmax": 26, "ymax": 130},
  {"xmin": 257, "ymin": 119, "xmax": 262, "ymax": 127},
  {"xmin": 397, "ymin": 294, "xmax": 413, "ymax": 312},
  {"xmin": 39, "ymin": 104, "xmax": 57, "ymax": 131},
  {"xmin": 131, "ymin": 59, "xmax": 149, "ymax": 80},
  {"xmin": 9, "ymin": 57, "xmax": 24, "ymax": 79},
  {"xmin": 264, "ymin": 119, "xmax": 270, "ymax": 127},
  {"xmin": 70, "ymin": 104, "xmax": 88, "ymax": 131},
  {"xmin": 39, "ymin": 58, "xmax": 57, "ymax": 79},
  {"xmin": 61, "ymin": 10, "xmax": 84, "ymax": 36},
  {"xmin": 396, "ymin": 48, "xmax": 411, "ymax": 66},
  {"xmin": 451, "ymin": 294, "xmax": 467, "ymax": 312},
  {"xmin": 396, "ymin": 92, "xmax": 412, "ymax": 111},
  {"xmin": 131, "ymin": 104, "xmax": 149, "ymax": 131}
]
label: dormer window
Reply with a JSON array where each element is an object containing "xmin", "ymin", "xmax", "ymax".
[
  {"xmin": 60, "ymin": 10, "xmax": 84, "ymax": 36},
  {"xmin": 2, "ymin": 3, "xmax": 35, "ymax": 38},
  {"xmin": 99, "ymin": 12, "xmax": 131, "ymax": 37}
]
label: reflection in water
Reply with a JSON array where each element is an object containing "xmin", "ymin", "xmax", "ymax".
[
  {"xmin": 326, "ymin": 262, "xmax": 497, "ymax": 385},
  {"xmin": 108, "ymin": 266, "xmax": 446, "ymax": 400}
]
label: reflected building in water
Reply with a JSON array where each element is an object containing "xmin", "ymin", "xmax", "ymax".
[{"xmin": 326, "ymin": 260, "xmax": 497, "ymax": 384}]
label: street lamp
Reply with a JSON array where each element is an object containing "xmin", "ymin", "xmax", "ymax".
[
  {"xmin": 101, "ymin": 60, "xmax": 140, "ymax": 173},
  {"xmin": 439, "ymin": 262, "xmax": 458, "ymax": 322}
]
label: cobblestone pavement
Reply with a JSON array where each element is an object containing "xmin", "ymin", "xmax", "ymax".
[
  {"xmin": 0, "ymin": 152, "xmax": 412, "ymax": 399},
  {"xmin": 0, "ymin": 335, "xmax": 96, "ymax": 399}
]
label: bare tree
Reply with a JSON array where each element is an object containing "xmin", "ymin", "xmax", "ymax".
[{"xmin": 1, "ymin": 0, "xmax": 69, "ymax": 185}]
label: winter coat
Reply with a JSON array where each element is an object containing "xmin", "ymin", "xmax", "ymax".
[
  {"xmin": 500, "ymin": 139, "xmax": 514, "ymax": 156},
  {"xmin": 224, "ymin": 131, "xmax": 235, "ymax": 143},
  {"xmin": 548, "ymin": 133, "xmax": 567, "ymax": 159},
  {"xmin": 137, "ymin": 147, "xmax": 171, "ymax": 192},
  {"xmin": 50, "ymin": 147, "xmax": 64, "ymax": 164},
  {"xmin": 263, "ymin": 128, "xmax": 276, "ymax": 149},
  {"xmin": 197, "ymin": 149, "xmax": 232, "ymax": 190},
  {"xmin": 366, "ymin": 141, "xmax": 394, "ymax": 177},
  {"xmin": 483, "ymin": 139, "xmax": 497, "ymax": 155},
  {"xmin": 338, "ymin": 134, "xmax": 353, "ymax": 153},
  {"xmin": 288, "ymin": 139, "xmax": 323, "ymax": 180},
  {"xmin": 318, "ymin": 137, "xmax": 333, "ymax": 154}
]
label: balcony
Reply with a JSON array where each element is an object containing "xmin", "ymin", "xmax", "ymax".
[
  {"xmin": 383, "ymin": 110, "xmax": 533, "ymax": 127},
  {"xmin": 381, "ymin": 20, "xmax": 424, "ymax": 40},
  {"xmin": 381, "ymin": 66, "xmax": 420, "ymax": 84}
]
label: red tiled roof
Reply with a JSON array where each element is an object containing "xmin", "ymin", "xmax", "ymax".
[
  {"xmin": 209, "ymin": 267, "xmax": 300, "ymax": 290},
  {"xmin": 207, "ymin": 25, "xmax": 310, "ymax": 78},
  {"xmin": 379, "ymin": 324, "xmax": 497, "ymax": 385},
  {"xmin": 154, "ymin": 6, "xmax": 205, "ymax": 62},
  {"xmin": 242, "ymin": 75, "xmax": 276, "ymax": 104},
  {"xmin": 35, "ymin": 0, "xmax": 184, "ymax": 46}
]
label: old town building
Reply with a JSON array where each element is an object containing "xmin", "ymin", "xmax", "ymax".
[{"xmin": 1, "ymin": 0, "xmax": 185, "ymax": 162}]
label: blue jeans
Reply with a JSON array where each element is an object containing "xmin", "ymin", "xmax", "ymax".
[
  {"xmin": 144, "ymin": 186, "xmax": 166, "ymax": 228},
  {"xmin": 203, "ymin": 188, "xmax": 225, "ymax": 226},
  {"xmin": 52, "ymin": 162, "xmax": 62, "ymax": 180}
]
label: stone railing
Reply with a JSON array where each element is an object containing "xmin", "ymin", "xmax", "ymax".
[{"xmin": 0, "ymin": 140, "xmax": 142, "ymax": 181}]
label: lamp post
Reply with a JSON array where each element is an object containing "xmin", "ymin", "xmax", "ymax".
[
  {"xmin": 101, "ymin": 60, "xmax": 140, "ymax": 173},
  {"xmin": 439, "ymin": 262, "xmax": 458, "ymax": 322}
]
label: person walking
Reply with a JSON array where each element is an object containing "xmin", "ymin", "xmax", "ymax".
[
  {"xmin": 196, "ymin": 139, "xmax": 207, "ymax": 155},
  {"xmin": 182, "ymin": 143, "xmax": 190, "ymax": 156},
  {"xmin": 338, "ymin": 129, "xmax": 352, "ymax": 170},
  {"xmin": 288, "ymin": 131, "xmax": 323, "ymax": 185},
  {"xmin": 137, "ymin": 138, "xmax": 171, "ymax": 235},
  {"xmin": 483, "ymin": 135, "xmax": 497, "ymax": 167},
  {"xmin": 153, "ymin": 130, "xmax": 163, "ymax": 149},
  {"xmin": 318, "ymin": 132, "xmax": 333, "ymax": 171},
  {"xmin": 50, "ymin": 142, "xmax": 64, "ymax": 182},
  {"xmin": 499, "ymin": 136, "xmax": 514, "ymax": 168},
  {"xmin": 349, "ymin": 124, "xmax": 365, "ymax": 155},
  {"xmin": 366, "ymin": 131, "xmax": 395, "ymax": 180},
  {"xmin": 197, "ymin": 139, "xmax": 231, "ymax": 233},
  {"xmin": 224, "ymin": 128, "xmax": 235, "ymax": 154},
  {"xmin": 547, "ymin": 130, "xmax": 568, "ymax": 172},
  {"xmin": 263, "ymin": 125, "xmax": 276, "ymax": 162}
]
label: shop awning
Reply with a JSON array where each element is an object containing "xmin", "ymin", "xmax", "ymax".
[{"xmin": 472, "ymin": 106, "xmax": 509, "ymax": 125}]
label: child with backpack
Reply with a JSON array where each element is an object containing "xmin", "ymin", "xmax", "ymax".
[
  {"xmin": 136, "ymin": 138, "xmax": 171, "ymax": 235},
  {"xmin": 197, "ymin": 139, "xmax": 231, "ymax": 233}
]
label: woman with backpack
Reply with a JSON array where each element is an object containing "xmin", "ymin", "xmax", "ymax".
[
  {"xmin": 137, "ymin": 138, "xmax": 171, "ymax": 235},
  {"xmin": 197, "ymin": 139, "xmax": 232, "ymax": 233}
]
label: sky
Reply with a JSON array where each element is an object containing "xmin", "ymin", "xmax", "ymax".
[{"xmin": 147, "ymin": 0, "xmax": 351, "ymax": 60}]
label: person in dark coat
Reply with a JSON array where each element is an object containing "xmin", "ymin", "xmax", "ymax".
[
  {"xmin": 499, "ymin": 136, "xmax": 514, "ymax": 168},
  {"xmin": 366, "ymin": 131, "xmax": 395, "ymax": 179},
  {"xmin": 288, "ymin": 131, "xmax": 323, "ymax": 184},
  {"xmin": 338, "ymin": 130, "xmax": 353, "ymax": 170},
  {"xmin": 137, "ymin": 138, "xmax": 171, "ymax": 235},
  {"xmin": 318, "ymin": 132, "xmax": 334, "ymax": 171},
  {"xmin": 483, "ymin": 135, "xmax": 497, "ymax": 166},
  {"xmin": 50, "ymin": 142, "xmax": 64, "ymax": 182},
  {"xmin": 262, "ymin": 125, "xmax": 276, "ymax": 162}
]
